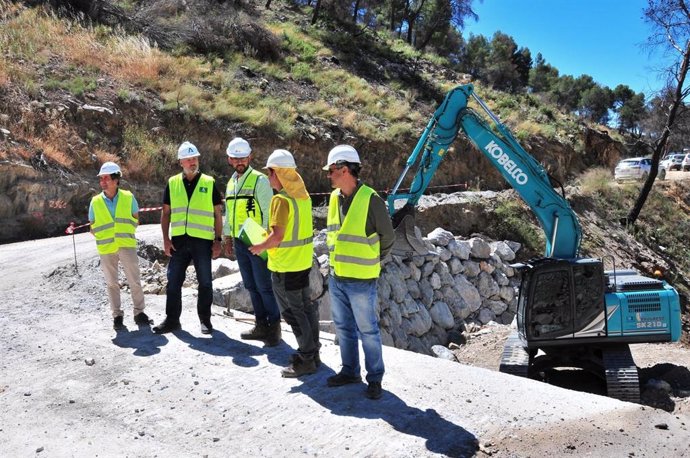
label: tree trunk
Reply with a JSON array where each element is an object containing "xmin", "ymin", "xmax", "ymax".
[
  {"xmin": 624, "ymin": 40, "xmax": 690, "ymax": 225},
  {"xmin": 311, "ymin": 0, "xmax": 322, "ymax": 25},
  {"xmin": 353, "ymin": 0, "xmax": 361, "ymax": 23}
]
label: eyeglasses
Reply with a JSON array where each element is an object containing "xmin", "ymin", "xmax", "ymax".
[{"xmin": 327, "ymin": 165, "xmax": 345, "ymax": 175}]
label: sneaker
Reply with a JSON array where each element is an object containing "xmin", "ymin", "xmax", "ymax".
[
  {"xmin": 200, "ymin": 319, "xmax": 213, "ymax": 335},
  {"xmin": 289, "ymin": 352, "xmax": 321, "ymax": 367},
  {"xmin": 113, "ymin": 315, "xmax": 124, "ymax": 330},
  {"xmin": 327, "ymin": 372, "xmax": 362, "ymax": 387},
  {"xmin": 134, "ymin": 312, "xmax": 153, "ymax": 326},
  {"xmin": 365, "ymin": 381, "xmax": 383, "ymax": 400},
  {"xmin": 281, "ymin": 357, "xmax": 317, "ymax": 378},
  {"xmin": 152, "ymin": 319, "xmax": 181, "ymax": 334}
]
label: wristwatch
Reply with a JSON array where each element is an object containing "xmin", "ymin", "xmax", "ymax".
[{"xmin": 214, "ymin": 236, "xmax": 222, "ymax": 242}]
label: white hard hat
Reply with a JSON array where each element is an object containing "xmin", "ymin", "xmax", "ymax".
[
  {"xmin": 226, "ymin": 137, "xmax": 251, "ymax": 158},
  {"xmin": 322, "ymin": 144, "xmax": 360, "ymax": 170},
  {"xmin": 264, "ymin": 149, "xmax": 296, "ymax": 169},
  {"xmin": 177, "ymin": 141, "xmax": 200, "ymax": 159},
  {"xmin": 97, "ymin": 161, "xmax": 121, "ymax": 176}
]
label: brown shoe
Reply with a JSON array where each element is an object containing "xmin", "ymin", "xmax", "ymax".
[
  {"xmin": 281, "ymin": 357, "xmax": 317, "ymax": 378},
  {"xmin": 264, "ymin": 321, "xmax": 282, "ymax": 347},
  {"xmin": 289, "ymin": 352, "xmax": 320, "ymax": 367},
  {"xmin": 240, "ymin": 322, "xmax": 268, "ymax": 340}
]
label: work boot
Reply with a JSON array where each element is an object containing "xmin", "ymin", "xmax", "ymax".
[
  {"xmin": 152, "ymin": 319, "xmax": 181, "ymax": 334},
  {"xmin": 365, "ymin": 381, "xmax": 383, "ymax": 400},
  {"xmin": 134, "ymin": 312, "xmax": 153, "ymax": 326},
  {"xmin": 200, "ymin": 318, "xmax": 213, "ymax": 335},
  {"xmin": 263, "ymin": 321, "xmax": 282, "ymax": 347},
  {"xmin": 281, "ymin": 356, "xmax": 317, "ymax": 378},
  {"xmin": 240, "ymin": 322, "xmax": 268, "ymax": 340},
  {"xmin": 113, "ymin": 315, "xmax": 124, "ymax": 331},
  {"xmin": 327, "ymin": 372, "xmax": 362, "ymax": 387},
  {"xmin": 289, "ymin": 351, "xmax": 320, "ymax": 367}
]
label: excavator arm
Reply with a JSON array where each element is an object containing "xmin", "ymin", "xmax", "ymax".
[{"xmin": 388, "ymin": 84, "xmax": 581, "ymax": 259}]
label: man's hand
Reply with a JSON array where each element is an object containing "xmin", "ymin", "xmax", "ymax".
[
  {"xmin": 224, "ymin": 238, "xmax": 235, "ymax": 259},
  {"xmin": 212, "ymin": 240, "xmax": 222, "ymax": 259},
  {"xmin": 163, "ymin": 237, "xmax": 175, "ymax": 257}
]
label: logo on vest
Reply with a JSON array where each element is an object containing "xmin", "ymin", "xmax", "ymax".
[
  {"xmin": 199, "ymin": 187, "xmax": 208, "ymax": 193},
  {"xmin": 484, "ymin": 140, "xmax": 528, "ymax": 185}
]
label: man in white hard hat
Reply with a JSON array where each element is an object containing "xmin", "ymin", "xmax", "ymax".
[
  {"xmin": 250, "ymin": 149, "xmax": 319, "ymax": 378},
  {"xmin": 89, "ymin": 161, "xmax": 151, "ymax": 330},
  {"xmin": 223, "ymin": 137, "xmax": 282, "ymax": 346},
  {"xmin": 153, "ymin": 142, "xmax": 223, "ymax": 335},
  {"xmin": 322, "ymin": 145, "xmax": 394, "ymax": 400}
]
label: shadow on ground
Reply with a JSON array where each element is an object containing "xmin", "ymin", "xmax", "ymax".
[{"xmin": 288, "ymin": 373, "xmax": 479, "ymax": 458}]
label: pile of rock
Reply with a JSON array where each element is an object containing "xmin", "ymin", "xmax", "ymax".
[{"xmin": 212, "ymin": 227, "xmax": 521, "ymax": 356}]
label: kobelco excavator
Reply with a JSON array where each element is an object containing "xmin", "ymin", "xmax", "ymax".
[{"xmin": 387, "ymin": 84, "xmax": 682, "ymax": 402}]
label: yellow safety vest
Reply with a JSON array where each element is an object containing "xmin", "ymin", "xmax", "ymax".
[
  {"xmin": 91, "ymin": 190, "xmax": 137, "ymax": 255},
  {"xmin": 327, "ymin": 185, "xmax": 381, "ymax": 279},
  {"xmin": 225, "ymin": 169, "xmax": 264, "ymax": 237},
  {"xmin": 169, "ymin": 173, "xmax": 216, "ymax": 240},
  {"xmin": 267, "ymin": 193, "xmax": 313, "ymax": 273}
]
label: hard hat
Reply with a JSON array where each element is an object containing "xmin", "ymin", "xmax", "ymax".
[
  {"xmin": 226, "ymin": 137, "xmax": 251, "ymax": 158},
  {"xmin": 264, "ymin": 149, "xmax": 296, "ymax": 169},
  {"xmin": 97, "ymin": 161, "xmax": 121, "ymax": 176},
  {"xmin": 177, "ymin": 141, "xmax": 200, "ymax": 159},
  {"xmin": 322, "ymin": 144, "xmax": 360, "ymax": 170}
]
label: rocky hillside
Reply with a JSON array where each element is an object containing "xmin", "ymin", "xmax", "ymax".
[{"xmin": 0, "ymin": 0, "xmax": 627, "ymax": 243}]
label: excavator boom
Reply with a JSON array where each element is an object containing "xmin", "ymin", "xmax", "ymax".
[{"xmin": 387, "ymin": 84, "xmax": 581, "ymax": 259}]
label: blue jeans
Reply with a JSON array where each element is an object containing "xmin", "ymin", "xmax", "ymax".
[
  {"xmin": 234, "ymin": 239, "xmax": 280, "ymax": 325},
  {"xmin": 329, "ymin": 277, "xmax": 384, "ymax": 383},
  {"xmin": 165, "ymin": 236, "xmax": 213, "ymax": 323}
]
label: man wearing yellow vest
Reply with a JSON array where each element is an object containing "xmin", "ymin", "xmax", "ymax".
[
  {"xmin": 89, "ymin": 161, "xmax": 151, "ymax": 331},
  {"xmin": 323, "ymin": 145, "xmax": 394, "ymax": 400},
  {"xmin": 153, "ymin": 142, "xmax": 223, "ymax": 335},
  {"xmin": 249, "ymin": 149, "xmax": 319, "ymax": 378},
  {"xmin": 223, "ymin": 137, "xmax": 281, "ymax": 346}
]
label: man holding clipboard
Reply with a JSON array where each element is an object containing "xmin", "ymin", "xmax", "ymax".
[{"xmin": 223, "ymin": 137, "xmax": 282, "ymax": 346}]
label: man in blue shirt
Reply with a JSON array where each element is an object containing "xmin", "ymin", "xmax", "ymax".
[{"xmin": 89, "ymin": 162, "xmax": 151, "ymax": 331}]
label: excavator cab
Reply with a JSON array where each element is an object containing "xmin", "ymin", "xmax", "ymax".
[{"xmin": 514, "ymin": 258, "xmax": 607, "ymax": 345}]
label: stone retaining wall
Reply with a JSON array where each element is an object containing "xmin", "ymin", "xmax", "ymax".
[{"xmin": 213, "ymin": 227, "xmax": 521, "ymax": 356}]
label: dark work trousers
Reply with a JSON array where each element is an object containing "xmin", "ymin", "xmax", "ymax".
[
  {"xmin": 165, "ymin": 235, "xmax": 213, "ymax": 323},
  {"xmin": 234, "ymin": 239, "xmax": 280, "ymax": 325},
  {"xmin": 271, "ymin": 270, "xmax": 319, "ymax": 359}
]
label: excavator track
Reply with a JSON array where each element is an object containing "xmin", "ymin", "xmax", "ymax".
[
  {"xmin": 499, "ymin": 330, "xmax": 530, "ymax": 378},
  {"xmin": 602, "ymin": 345, "xmax": 640, "ymax": 403}
]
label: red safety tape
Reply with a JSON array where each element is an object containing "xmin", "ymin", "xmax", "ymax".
[
  {"xmin": 64, "ymin": 205, "xmax": 164, "ymax": 234},
  {"xmin": 65, "ymin": 221, "xmax": 91, "ymax": 234}
]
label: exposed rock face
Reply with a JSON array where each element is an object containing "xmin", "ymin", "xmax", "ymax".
[{"xmin": 213, "ymin": 228, "xmax": 520, "ymax": 356}]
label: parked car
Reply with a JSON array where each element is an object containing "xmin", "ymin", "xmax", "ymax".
[
  {"xmin": 660, "ymin": 153, "xmax": 686, "ymax": 171},
  {"xmin": 682, "ymin": 153, "xmax": 690, "ymax": 171},
  {"xmin": 614, "ymin": 157, "xmax": 664, "ymax": 181}
]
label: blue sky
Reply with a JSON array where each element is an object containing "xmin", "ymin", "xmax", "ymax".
[{"xmin": 461, "ymin": 0, "xmax": 676, "ymax": 96}]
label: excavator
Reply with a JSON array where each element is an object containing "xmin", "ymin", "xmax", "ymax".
[{"xmin": 387, "ymin": 84, "xmax": 682, "ymax": 402}]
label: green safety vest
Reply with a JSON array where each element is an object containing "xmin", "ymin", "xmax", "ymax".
[
  {"xmin": 267, "ymin": 193, "xmax": 313, "ymax": 273},
  {"xmin": 169, "ymin": 173, "xmax": 216, "ymax": 240},
  {"xmin": 225, "ymin": 169, "xmax": 265, "ymax": 237},
  {"xmin": 327, "ymin": 185, "xmax": 381, "ymax": 279},
  {"xmin": 91, "ymin": 189, "xmax": 137, "ymax": 255}
]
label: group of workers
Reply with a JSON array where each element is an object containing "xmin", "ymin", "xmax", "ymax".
[{"xmin": 88, "ymin": 140, "xmax": 394, "ymax": 400}]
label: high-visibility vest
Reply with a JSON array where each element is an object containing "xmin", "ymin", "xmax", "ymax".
[
  {"xmin": 169, "ymin": 173, "xmax": 216, "ymax": 240},
  {"xmin": 327, "ymin": 185, "xmax": 381, "ymax": 279},
  {"xmin": 91, "ymin": 190, "xmax": 137, "ymax": 255},
  {"xmin": 267, "ymin": 193, "xmax": 313, "ymax": 273},
  {"xmin": 225, "ymin": 168, "xmax": 265, "ymax": 237}
]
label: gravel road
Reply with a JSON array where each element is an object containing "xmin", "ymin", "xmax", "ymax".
[{"xmin": 0, "ymin": 227, "xmax": 688, "ymax": 457}]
